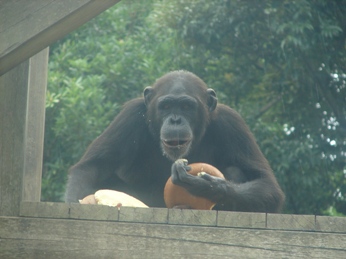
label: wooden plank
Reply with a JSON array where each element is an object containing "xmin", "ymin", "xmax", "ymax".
[
  {"xmin": 119, "ymin": 207, "xmax": 168, "ymax": 224},
  {"xmin": 316, "ymin": 216, "xmax": 346, "ymax": 233},
  {"xmin": 0, "ymin": 0, "xmax": 56, "ymax": 33},
  {"xmin": 217, "ymin": 211, "xmax": 266, "ymax": 229},
  {"xmin": 20, "ymin": 202, "xmax": 70, "ymax": 219},
  {"xmin": 0, "ymin": 58, "xmax": 30, "ymax": 216},
  {"xmin": 267, "ymin": 213, "xmax": 316, "ymax": 231},
  {"xmin": 69, "ymin": 203, "xmax": 118, "ymax": 221},
  {"xmin": 0, "ymin": 49, "xmax": 48, "ymax": 216},
  {"xmin": 20, "ymin": 202, "xmax": 118, "ymax": 221},
  {"xmin": 22, "ymin": 48, "xmax": 48, "ymax": 202},
  {"xmin": 0, "ymin": 0, "xmax": 120, "ymax": 75},
  {"xmin": 0, "ymin": 216, "xmax": 345, "ymax": 259},
  {"xmin": 168, "ymin": 208, "xmax": 217, "ymax": 226}
]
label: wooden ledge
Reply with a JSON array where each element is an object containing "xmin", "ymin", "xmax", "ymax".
[
  {"xmin": 1, "ymin": 214, "xmax": 346, "ymax": 258},
  {"xmin": 19, "ymin": 202, "xmax": 346, "ymax": 233},
  {"xmin": 0, "ymin": 202, "xmax": 344, "ymax": 258}
]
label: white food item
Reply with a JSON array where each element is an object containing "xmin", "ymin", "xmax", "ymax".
[{"xmin": 94, "ymin": 189, "xmax": 148, "ymax": 208}]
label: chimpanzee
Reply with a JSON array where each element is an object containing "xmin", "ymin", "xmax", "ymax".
[{"xmin": 65, "ymin": 70, "xmax": 285, "ymax": 212}]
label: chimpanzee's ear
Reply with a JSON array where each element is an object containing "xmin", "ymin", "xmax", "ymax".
[
  {"xmin": 143, "ymin": 86, "xmax": 153, "ymax": 107},
  {"xmin": 207, "ymin": 88, "xmax": 217, "ymax": 112}
]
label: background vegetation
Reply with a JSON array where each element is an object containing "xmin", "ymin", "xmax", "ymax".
[{"xmin": 43, "ymin": 0, "xmax": 345, "ymax": 216}]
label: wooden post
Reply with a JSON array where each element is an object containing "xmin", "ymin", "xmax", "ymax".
[{"xmin": 0, "ymin": 48, "xmax": 48, "ymax": 216}]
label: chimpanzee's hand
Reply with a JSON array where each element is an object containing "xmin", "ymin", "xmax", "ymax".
[{"xmin": 171, "ymin": 159, "xmax": 227, "ymax": 200}]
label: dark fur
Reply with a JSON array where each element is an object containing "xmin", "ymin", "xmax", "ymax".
[{"xmin": 65, "ymin": 71, "xmax": 285, "ymax": 212}]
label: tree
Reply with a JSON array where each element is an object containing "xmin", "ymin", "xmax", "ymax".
[
  {"xmin": 155, "ymin": 0, "xmax": 346, "ymax": 214},
  {"xmin": 43, "ymin": 0, "xmax": 345, "ymax": 215}
]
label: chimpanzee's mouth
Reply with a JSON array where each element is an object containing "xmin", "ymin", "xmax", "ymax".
[
  {"xmin": 162, "ymin": 139, "xmax": 191, "ymax": 148},
  {"xmin": 161, "ymin": 138, "xmax": 192, "ymax": 160}
]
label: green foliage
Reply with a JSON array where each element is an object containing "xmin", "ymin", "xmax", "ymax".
[
  {"xmin": 156, "ymin": 0, "xmax": 345, "ymax": 215},
  {"xmin": 43, "ymin": 0, "xmax": 345, "ymax": 216}
]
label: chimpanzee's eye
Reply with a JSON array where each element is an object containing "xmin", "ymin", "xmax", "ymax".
[
  {"xmin": 159, "ymin": 101, "xmax": 171, "ymax": 110},
  {"xmin": 181, "ymin": 103, "xmax": 190, "ymax": 110}
]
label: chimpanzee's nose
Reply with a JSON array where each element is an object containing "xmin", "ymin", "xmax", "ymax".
[{"xmin": 170, "ymin": 115, "xmax": 181, "ymax": 124}]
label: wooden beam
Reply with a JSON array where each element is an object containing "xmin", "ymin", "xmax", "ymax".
[
  {"xmin": 0, "ymin": 215, "xmax": 345, "ymax": 258},
  {"xmin": 19, "ymin": 202, "xmax": 346, "ymax": 233},
  {"xmin": 22, "ymin": 49, "xmax": 48, "ymax": 202},
  {"xmin": 0, "ymin": 58, "xmax": 30, "ymax": 216},
  {"xmin": 0, "ymin": 49, "xmax": 48, "ymax": 216},
  {"xmin": 0, "ymin": 0, "xmax": 120, "ymax": 76}
]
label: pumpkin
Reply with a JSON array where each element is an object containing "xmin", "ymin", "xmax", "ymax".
[{"xmin": 164, "ymin": 163, "xmax": 225, "ymax": 210}]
